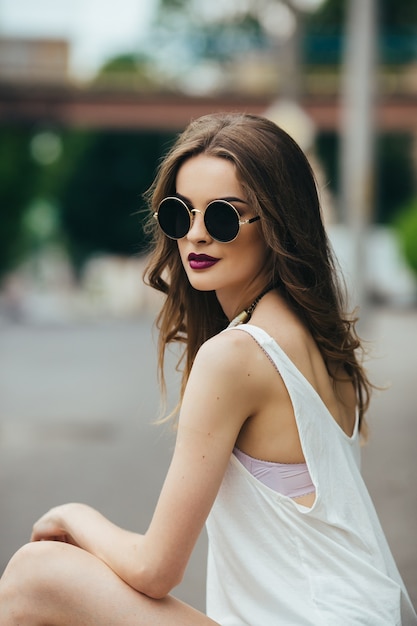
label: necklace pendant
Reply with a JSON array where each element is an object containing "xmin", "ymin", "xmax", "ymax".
[
  {"xmin": 228, "ymin": 309, "xmax": 250, "ymax": 328},
  {"xmin": 226, "ymin": 286, "xmax": 272, "ymax": 329}
]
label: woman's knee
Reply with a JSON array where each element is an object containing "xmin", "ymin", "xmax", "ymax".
[
  {"xmin": 3, "ymin": 540, "xmax": 60, "ymax": 582},
  {"xmin": 0, "ymin": 541, "xmax": 74, "ymax": 620}
]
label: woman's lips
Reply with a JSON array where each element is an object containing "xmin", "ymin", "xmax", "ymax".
[{"xmin": 188, "ymin": 253, "xmax": 220, "ymax": 270}]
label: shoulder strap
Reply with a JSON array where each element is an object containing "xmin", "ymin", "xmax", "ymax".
[{"xmin": 224, "ymin": 324, "xmax": 302, "ymax": 385}]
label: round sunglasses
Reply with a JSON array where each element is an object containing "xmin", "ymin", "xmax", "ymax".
[{"xmin": 154, "ymin": 196, "xmax": 260, "ymax": 243}]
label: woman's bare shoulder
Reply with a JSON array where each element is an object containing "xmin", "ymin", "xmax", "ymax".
[
  {"xmin": 196, "ymin": 327, "xmax": 259, "ymax": 368},
  {"xmin": 187, "ymin": 328, "xmax": 266, "ymax": 399},
  {"xmin": 178, "ymin": 329, "xmax": 267, "ymax": 435}
]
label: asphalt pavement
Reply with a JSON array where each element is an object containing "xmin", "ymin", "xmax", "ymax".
[{"xmin": 0, "ymin": 306, "xmax": 416, "ymax": 612}]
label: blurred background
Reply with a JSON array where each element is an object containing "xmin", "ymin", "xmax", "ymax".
[{"xmin": 0, "ymin": 0, "xmax": 416, "ymax": 612}]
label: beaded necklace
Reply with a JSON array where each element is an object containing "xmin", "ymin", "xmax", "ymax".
[{"xmin": 227, "ymin": 288, "xmax": 272, "ymax": 328}]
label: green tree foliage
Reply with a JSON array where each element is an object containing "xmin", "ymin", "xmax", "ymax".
[
  {"xmin": 155, "ymin": 0, "xmax": 417, "ymax": 65},
  {"xmin": 305, "ymin": 0, "xmax": 417, "ymax": 63},
  {"xmin": 305, "ymin": 0, "xmax": 346, "ymax": 29},
  {"xmin": 0, "ymin": 125, "xmax": 170, "ymax": 278},
  {"xmin": 317, "ymin": 132, "xmax": 416, "ymax": 224},
  {"xmin": 283, "ymin": 0, "xmax": 417, "ymax": 33},
  {"xmin": 60, "ymin": 130, "xmax": 175, "ymax": 272},
  {"xmin": 375, "ymin": 134, "xmax": 416, "ymax": 223},
  {"xmin": 94, "ymin": 53, "xmax": 158, "ymax": 90},
  {"xmin": 378, "ymin": 0, "xmax": 417, "ymax": 32},
  {"xmin": 0, "ymin": 127, "xmax": 39, "ymax": 278},
  {"xmin": 0, "ymin": 126, "xmax": 94, "ymax": 280},
  {"xmin": 396, "ymin": 199, "xmax": 417, "ymax": 278},
  {"xmin": 151, "ymin": 0, "xmax": 268, "ymax": 70},
  {"xmin": 159, "ymin": 0, "xmax": 188, "ymax": 8}
]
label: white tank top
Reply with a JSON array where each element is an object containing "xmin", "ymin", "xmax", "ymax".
[{"xmin": 206, "ymin": 324, "xmax": 416, "ymax": 625}]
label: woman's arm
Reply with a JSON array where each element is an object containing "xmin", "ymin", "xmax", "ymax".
[{"xmin": 31, "ymin": 331, "xmax": 260, "ymax": 599}]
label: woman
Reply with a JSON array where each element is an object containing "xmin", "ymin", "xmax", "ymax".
[{"xmin": 0, "ymin": 113, "xmax": 415, "ymax": 625}]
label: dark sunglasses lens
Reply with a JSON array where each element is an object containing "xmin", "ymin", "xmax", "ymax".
[
  {"xmin": 205, "ymin": 202, "xmax": 239, "ymax": 242},
  {"xmin": 158, "ymin": 199, "xmax": 190, "ymax": 239}
]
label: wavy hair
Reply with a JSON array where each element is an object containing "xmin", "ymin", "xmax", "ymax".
[{"xmin": 143, "ymin": 112, "xmax": 371, "ymax": 434}]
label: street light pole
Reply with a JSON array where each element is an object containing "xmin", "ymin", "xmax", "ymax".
[{"xmin": 340, "ymin": 0, "xmax": 377, "ymax": 318}]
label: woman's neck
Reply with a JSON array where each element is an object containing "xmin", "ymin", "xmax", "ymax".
[{"xmin": 216, "ymin": 284, "xmax": 273, "ymax": 323}]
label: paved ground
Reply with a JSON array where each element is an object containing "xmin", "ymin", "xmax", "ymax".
[{"xmin": 0, "ymin": 306, "xmax": 416, "ymax": 612}]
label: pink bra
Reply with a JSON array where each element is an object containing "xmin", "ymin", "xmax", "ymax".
[{"xmin": 233, "ymin": 447, "xmax": 315, "ymax": 498}]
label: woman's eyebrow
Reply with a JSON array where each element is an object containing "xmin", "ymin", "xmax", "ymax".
[
  {"xmin": 221, "ymin": 197, "xmax": 248, "ymax": 205},
  {"xmin": 175, "ymin": 192, "xmax": 248, "ymax": 205},
  {"xmin": 175, "ymin": 192, "xmax": 192, "ymax": 205}
]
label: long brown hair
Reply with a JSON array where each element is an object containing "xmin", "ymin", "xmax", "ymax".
[{"xmin": 143, "ymin": 112, "xmax": 371, "ymax": 433}]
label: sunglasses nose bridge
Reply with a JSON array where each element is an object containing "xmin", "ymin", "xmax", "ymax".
[{"xmin": 187, "ymin": 208, "xmax": 211, "ymax": 239}]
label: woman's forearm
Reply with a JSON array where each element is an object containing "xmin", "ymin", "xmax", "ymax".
[{"xmin": 31, "ymin": 503, "xmax": 176, "ymax": 598}]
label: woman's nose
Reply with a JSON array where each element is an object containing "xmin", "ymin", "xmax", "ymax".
[{"xmin": 187, "ymin": 209, "xmax": 211, "ymax": 242}]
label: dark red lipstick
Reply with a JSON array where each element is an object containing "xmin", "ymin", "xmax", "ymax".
[{"xmin": 188, "ymin": 253, "xmax": 220, "ymax": 270}]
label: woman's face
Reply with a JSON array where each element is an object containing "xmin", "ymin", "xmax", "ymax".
[{"xmin": 174, "ymin": 154, "xmax": 269, "ymax": 316}]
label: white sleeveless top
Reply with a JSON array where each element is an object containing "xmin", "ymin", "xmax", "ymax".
[{"xmin": 205, "ymin": 325, "xmax": 416, "ymax": 625}]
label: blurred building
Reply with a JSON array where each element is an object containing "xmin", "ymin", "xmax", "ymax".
[{"xmin": 0, "ymin": 37, "xmax": 69, "ymax": 84}]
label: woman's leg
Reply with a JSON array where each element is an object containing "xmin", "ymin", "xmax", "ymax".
[{"xmin": 0, "ymin": 541, "xmax": 219, "ymax": 626}]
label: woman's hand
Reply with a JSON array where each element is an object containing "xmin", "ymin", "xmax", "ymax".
[{"xmin": 31, "ymin": 503, "xmax": 89, "ymax": 546}]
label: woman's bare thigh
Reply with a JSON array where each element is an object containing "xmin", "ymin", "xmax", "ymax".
[{"xmin": 0, "ymin": 541, "xmax": 219, "ymax": 626}]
